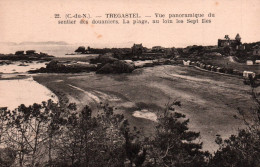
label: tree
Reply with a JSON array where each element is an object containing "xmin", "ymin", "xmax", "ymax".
[
  {"xmin": 209, "ymin": 75, "xmax": 260, "ymax": 167},
  {"xmin": 223, "ymin": 46, "xmax": 231, "ymax": 56},
  {"xmin": 54, "ymin": 103, "xmax": 127, "ymax": 167},
  {"xmin": 147, "ymin": 101, "xmax": 209, "ymax": 167},
  {"xmin": 0, "ymin": 100, "xmax": 72, "ymax": 167},
  {"xmin": 121, "ymin": 119, "xmax": 146, "ymax": 167},
  {"xmin": 209, "ymin": 130, "xmax": 260, "ymax": 167},
  {"xmin": 0, "ymin": 99, "xmax": 215, "ymax": 167},
  {"xmin": 0, "ymin": 100, "xmax": 138, "ymax": 167}
]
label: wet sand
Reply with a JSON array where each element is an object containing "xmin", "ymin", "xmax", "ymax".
[{"xmin": 33, "ymin": 65, "xmax": 257, "ymax": 152}]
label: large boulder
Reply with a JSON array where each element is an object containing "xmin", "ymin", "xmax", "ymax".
[
  {"xmin": 68, "ymin": 64, "xmax": 97, "ymax": 71},
  {"xmin": 96, "ymin": 63, "xmax": 114, "ymax": 74},
  {"xmin": 26, "ymin": 50, "xmax": 36, "ymax": 55},
  {"xmin": 90, "ymin": 53, "xmax": 118, "ymax": 64},
  {"xmin": 15, "ymin": 51, "xmax": 24, "ymax": 55},
  {"xmin": 97, "ymin": 60, "xmax": 134, "ymax": 74},
  {"xmin": 46, "ymin": 60, "xmax": 65, "ymax": 70},
  {"xmin": 112, "ymin": 60, "xmax": 135, "ymax": 73}
]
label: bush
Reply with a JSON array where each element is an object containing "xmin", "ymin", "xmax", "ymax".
[
  {"xmin": 209, "ymin": 129, "xmax": 260, "ymax": 167},
  {"xmin": 225, "ymin": 68, "xmax": 234, "ymax": 74},
  {"xmin": 0, "ymin": 148, "xmax": 16, "ymax": 167}
]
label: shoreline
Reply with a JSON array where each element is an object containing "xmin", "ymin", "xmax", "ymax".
[{"xmin": 0, "ymin": 58, "xmax": 257, "ymax": 153}]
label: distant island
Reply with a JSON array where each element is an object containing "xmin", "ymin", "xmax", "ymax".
[
  {"xmin": 0, "ymin": 50, "xmax": 54, "ymax": 61},
  {"xmin": 19, "ymin": 41, "xmax": 69, "ymax": 45}
]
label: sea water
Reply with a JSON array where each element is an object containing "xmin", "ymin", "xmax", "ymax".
[{"xmin": 0, "ymin": 78, "xmax": 58, "ymax": 110}]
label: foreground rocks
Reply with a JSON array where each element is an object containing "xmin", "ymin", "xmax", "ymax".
[
  {"xmin": 29, "ymin": 52, "xmax": 177, "ymax": 74},
  {"xmin": 91, "ymin": 53, "xmax": 177, "ymax": 74}
]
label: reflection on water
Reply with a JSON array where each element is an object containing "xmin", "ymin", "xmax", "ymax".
[{"xmin": 0, "ymin": 78, "xmax": 58, "ymax": 110}]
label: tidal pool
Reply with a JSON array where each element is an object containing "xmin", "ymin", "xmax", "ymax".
[
  {"xmin": 0, "ymin": 61, "xmax": 46, "ymax": 74},
  {"xmin": 0, "ymin": 78, "xmax": 58, "ymax": 110},
  {"xmin": 133, "ymin": 109, "xmax": 157, "ymax": 122}
]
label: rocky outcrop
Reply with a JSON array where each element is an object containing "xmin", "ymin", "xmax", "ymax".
[
  {"xmin": 75, "ymin": 46, "xmax": 86, "ymax": 54},
  {"xmin": 97, "ymin": 60, "xmax": 135, "ymax": 74},
  {"xmin": 29, "ymin": 60, "xmax": 97, "ymax": 73},
  {"xmin": 90, "ymin": 53, "xmax": 118, "ymax": 64}
]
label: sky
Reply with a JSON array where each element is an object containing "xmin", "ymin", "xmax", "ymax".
[{"xmin": 0, "ymin": 0, "xmax": 259, "ymax": 48}]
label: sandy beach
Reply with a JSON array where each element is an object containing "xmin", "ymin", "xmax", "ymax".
[{"xmin": 33, "ymin": 65, "xmax": 257, "ymax": 152}]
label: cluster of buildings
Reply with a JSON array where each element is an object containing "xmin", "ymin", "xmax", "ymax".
[
  {"xmin": 218, "ymin": 34, "xmax": 244, "ymax": 50},
  {"xmin": 218, "ymin": 33, "xmax": 260, "ymax": 57},
  {"xmin": 131, "ymin": 43, "xmax": 177, "ymax": 59}
]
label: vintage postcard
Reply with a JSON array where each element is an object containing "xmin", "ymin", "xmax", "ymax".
[{"xmin": 0, "ymin": 0, "xmax": 259, "ymax": 166}]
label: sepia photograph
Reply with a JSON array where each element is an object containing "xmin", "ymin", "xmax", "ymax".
[{"xmin": 0, "ymin": 0, "xmax": 259, "ymax": 166}]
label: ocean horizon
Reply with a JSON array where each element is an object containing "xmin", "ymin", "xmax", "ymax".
[{"xmin": 0, "ymin": 44, "xmax": 88, "ymax": 57}]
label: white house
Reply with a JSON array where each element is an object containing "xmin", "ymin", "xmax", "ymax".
[
  {"xmin": 243, "ymin": 71, "xmax": 256, "ymax": 79},
  {"xmin": 255, "ymin": 60, "xmax": 260, "ymax": 64},
  {"xmin": 246, "ymin": 60, "xmax": 253, "ymax": 65},
  {"xmin": 183, "ymin": 60, "xmax": 191, "ymax": 66}
]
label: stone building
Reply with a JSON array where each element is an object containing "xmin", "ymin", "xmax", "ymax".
[
  {"xmin": 253, "ymin": 45, "xmax": 260, "ymax": 56},
  {"xmin": 132, "ymin": 43, "xmax": 143, "ymax": 57},
  {"xmin": 218, "ymin": 34, "xmax": 242, "ymax": 49}
]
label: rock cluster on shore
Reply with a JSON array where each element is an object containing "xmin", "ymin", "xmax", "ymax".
[
  {"xmin": 0, "ymin": 50, "xmax": 54, "ymax": 61},
  {"xmin": 91, "ymin": 53, "xmax": 135, "ymax": 74},
  {"xmin": 29, "ymin": 52, "xmax": 177, "ymax": 74},
  {"xmin": 97, "ymin": 60, "xmax": 135, "ymax": 74},
  {"xmin": 29, "ymin": 60, "xmax": 97, "ymax": 73}
]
